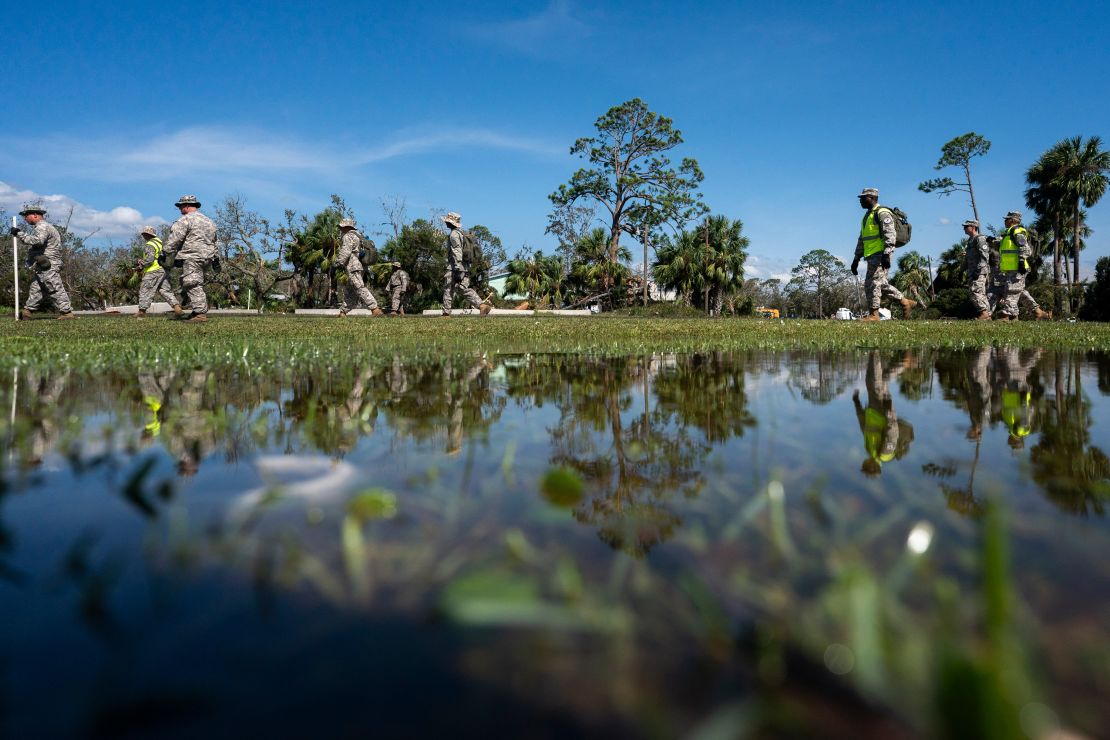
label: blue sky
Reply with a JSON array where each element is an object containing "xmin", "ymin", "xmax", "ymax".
[{"xmin": 2, "ymin": 0, "xmax": 1108, "ymax": 279}]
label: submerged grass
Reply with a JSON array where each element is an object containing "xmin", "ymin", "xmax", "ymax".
[{"xmin": 1, "ymin": 314, "xmax": 1109, "ymax": 371}]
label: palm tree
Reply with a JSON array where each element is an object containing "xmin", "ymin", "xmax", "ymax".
[
  {"xmin": 652, "ymin": 232, "xmax": 702, "ymax": 306},
  {"xmin": 892, "ymin": 250, "xmax": 933, "ymax": 304},
  {"xmin": 699, "ymin": 215, "xmax": 750, "ymax": 315},
  {"xmin": 505, "ymin": 250, "xmax": 564, "ymax": 307},
  {"xmin": 571, "ymin": 228, "xmax": 631, "ymax": 309}
]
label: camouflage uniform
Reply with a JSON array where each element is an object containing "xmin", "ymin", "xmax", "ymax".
[
  {"xmin": 852, "ymin": 351, "xmax": 914, "ymax": 476},
  {"xmin": 853, "ymin": 204, "xmax": 905, "ymax": 310},
  {"xmin": 335, "ymin": 227, "xmax": 380, "ymax": 311},
  {"xmin": 164, "ymin": 201, "xmax": 217, "ymax": 314},
  {"xmin": 964, "ymin": 231, "xmax": 992, "ymax": 315},
  {"xmin": 387, "ymin": 264, "xmax": 410, "ymax": 314},
  {"xmin": 137, "ymin": 236, "xmax": 180, "ymax": 310},
  {"xmin": 20, "ymin": 220, "xmax": 72, "ymax": 314},
  {"xmin": 442, "ymin": 221, "xmax": 483, "ymax": 313},
  {"xmin": 999, "ymin": 220, "xmax": 1033, "ymax": 319}
]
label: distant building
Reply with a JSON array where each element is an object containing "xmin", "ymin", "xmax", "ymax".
[{"xmin": 487, "ymin": 271, "xmax": 525, "ymax": 301}]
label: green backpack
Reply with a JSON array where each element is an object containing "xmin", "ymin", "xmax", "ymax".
[
  {"xmin": 358, "ymin": 237, "xmax": 378, "ymax": 267},
  {"xmin": 878, "ymin": 206, "xmax": 912, "ymax": 247}
]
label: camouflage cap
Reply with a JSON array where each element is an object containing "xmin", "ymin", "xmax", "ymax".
[
  {"xmin": 391, "ymin": 261, "xmax": 402, "ymax": 268},
  {"xmin": 442, "ymin": 212, "xmax": 462, "ymax": 227},
  {"xmin": 174, "ymin": 194, "xmax": 201, "ymax": 208},
  {"xmin": 18, "ymin": 202, "xmax": 47, "ymax": 216},
  {"xmin": 857, "ymin": 188, "xmax": 879, "ymax": 198},
  {"xmin": 962, "ymin": 219, "xmax": 980, "ymax": 229},
  {"xmin": 338, "ymin": 218, "xmax": 356, "ymax": 229},
  {"xmin": 1004, "ymin": 210, "xmax": 1023, "ymax": 222},
  {"xmin": 140, "ymin": 225, "xmax": 158, "ymax": 237}
]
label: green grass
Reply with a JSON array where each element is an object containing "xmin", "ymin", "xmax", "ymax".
[{"xmin": 1, "ymin": 314, "xmax": 1108, "ymax": 371}]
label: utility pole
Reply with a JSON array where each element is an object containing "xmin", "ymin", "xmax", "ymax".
[
  {"xmin": 11, "ymin": 217, "xmax": 20, "ymax": 320},
  {"xmin": 642, "ymin": 228, "xmax": 649, "ymax": 307},
  {"xmin": 703, "ymin": 219, "xmax": 710, "ymax": 315}
]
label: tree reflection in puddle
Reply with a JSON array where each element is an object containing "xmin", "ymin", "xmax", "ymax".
[{"xmin": 0, "ymin": 348, "xmax": 1108, "ymax": 738}]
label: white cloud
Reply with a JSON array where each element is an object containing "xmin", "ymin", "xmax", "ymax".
[
  {"xmin": 0, "ymin": 181, "xmax": 164, "ymax": 238},
  {"xmin": 938, "ymin": 217, "xmax": 951, "ymax": 225},
  {"xmin": 0, "ymin": 125, "xmax": 562, "ymax": 182},
  {"xmin": 746, "ymin": 254, "xmax": 793, "ymax": 282},
  {"xmin": 462, "ymin": 0, "xmax": 595, "ymax": 55}
]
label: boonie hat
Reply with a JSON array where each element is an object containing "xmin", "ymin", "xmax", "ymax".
[
  {"xmin": 140, "ymin": 225, "xmax": 158, "ymax": 237},
  {"xmin": 19, "ymin": 202, "xmax": 47, "ymax": 216},
  {"xmin": 338, "ymin": 219, "xmax": 356, "ymax": 229},
  {"xmin": 442, "ymin": 212, "xmax": 462, "ymax": 227},
  {"xmin": 175, "ymin": 194, "xmax": 201, "ymax": 208}
]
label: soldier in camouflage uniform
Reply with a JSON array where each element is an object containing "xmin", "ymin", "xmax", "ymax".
[
  {"xmin": 440, "ymin": 212, "xmax": 490, "ymax": 317},
  {"xmin": 850, "ymin": 189, "xmax": 915, "ymax": 321},
  {"xmin": 163, "ymin": 195, "xmax": 216, "ymax": 322},
  {"xmin": 387, "ymin": 262, "xmax": 410, "ymax": 315},
  {"xmin": 963, "ymin": 220, "xmax": 992, "ymax": 320},
  {"xmin": 851, "ymin": 350, "xmax": 915, "ymax": 477},
  {"xmin": 996, "ymin": 210, "xmax": 1041, "ymax": 321},
  {"xmin": 335, "ymin": 219, "xmax": 383, "ymax": 316},
  {"xmin": 11, "ymin": 204, "xmax": 74, "ymax": 320},
  {"xmin": 135, "ymin": 226, "xmax": 182, "ymax": 318}
]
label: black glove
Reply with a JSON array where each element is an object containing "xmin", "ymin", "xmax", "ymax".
[
  {"xmin": 210, "ymin": 256, "xmax": 222, "ymax": 272},
  {"xmin": 9, "ymin": 227, "xmax": 20, "ymax": 237},
  {"xmin": 850, "ymin": 257, "xmax": 860, "ymax": 276},
  {"xmin": 173, "ymin": 258, "xmax": 184, "ymax": 268},
  {"xmin": 1018, "ymin": 260, "xmax": 1028, "ymax": 275},
  {"xmin": 881, "ymin": 254, "xmax": 891, "ymax": 270}
]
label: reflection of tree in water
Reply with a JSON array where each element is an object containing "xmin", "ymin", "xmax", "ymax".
[
  {"xmin": 785, "ymin": 350, "xmax": 861, "ymax": 405},
  {"xmin": 523, "ymin": 354, "xmax": 755, "ymax": 556},
  {"xmin": 1029, "ymin": 351, "xmax": 1110, "ymax": 515}
]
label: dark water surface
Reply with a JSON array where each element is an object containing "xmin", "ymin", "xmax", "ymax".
[{"xmin": 1, "ymin": 349, "xmax": 1108, "ymax": 738}]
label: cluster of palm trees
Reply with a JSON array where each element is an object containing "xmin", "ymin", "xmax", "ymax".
[
  {"xmin": 1025, "ymin": 135, "xmax": 1110, "ymax": 315},
  {"xmin": 503, "ymin": 215, "xmax": 749, "ymax": 313}
]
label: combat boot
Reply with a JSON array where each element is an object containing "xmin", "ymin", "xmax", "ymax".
[
  {"xmin": 900, "ymin": 298, "xmax": 917, "ymax": 319},
  {"xmin": 371, "ymin": 308, "xmax": 384, "ymax": 317},
  {"xmin": 479, "ymin": 302, "xmax": 492, "ymax": 317},
  {"xmin": 20, "ymin": 308, "xmax": 32, "ymax": 320},
  {"xmin": 135, "ymin": 309, "xmax": 147, "ymax": 319},
  {"xmin": 860, "ymin": 310, "xmax": 881, "ymax": 322},
  {"xmin": 186, "ymin": 313, "xmax": 208, "ymax": 323},
  {"xmin": 1034, "ymin": 307, "xmax": 1053, "ymax": 320},
  {"xmin": 57, "ymin": 312, "xmax": 76, "ymax": 321},
  {"xmin": 338, "ymin": 309, "xmax": 349, "ymax": 318},
  {"xmin": 440, "ymin": 312, "xmax": 452, "ymax": 318},
  {"xmin": 173, "ymin": 305, "xmax": 183, "ymax": 316},
  {"xmin": 976, "ymin": 312, "xmax": 992, "ymax": 321}
]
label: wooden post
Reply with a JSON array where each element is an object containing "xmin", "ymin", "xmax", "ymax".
[
  {"xmin": 642, "ymin": 230, "xmax": 649, "ymax": 307},
  {"xmin": 11, "ymin": 217, "xmax": 19, "ymax": 320}
]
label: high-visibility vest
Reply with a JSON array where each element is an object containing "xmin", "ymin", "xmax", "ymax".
[
  {"xmin": 145, "ymin": 237, "xmax": 164, "ymax": 273},
  {"xmin": 999, "ymin": 226, "xmax": 1027, "ymax": 273},
  {"xmin": 1001, "ymin": 389, "xmax": 1032, "ymax": 437},
  {"xmin": 864, "ymin": 406, "xmax": 896, "ymax": 462},
  {"xmin": 859, "ymin": 207, "xmax": 891, "ymax": 258}
]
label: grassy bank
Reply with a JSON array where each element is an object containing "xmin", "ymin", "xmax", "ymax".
[{"xmin": 1, "ymin": 314, "xmax": 1109, "ymax": 371}]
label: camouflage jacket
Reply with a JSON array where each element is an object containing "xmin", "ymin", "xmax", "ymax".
[
  {"xmin": 854, "ymin": 206, "xmax": 897, "ymax": 260},
  {"xmin": 164, "ymin": 211, "xmax": 216, "ymax": 260},
  {"xmin": 388, "ymin": 269, "xmax": 410, "ymax": 293},
  {"xmin": 447, "ymin": 228, "xmax": 465, "ymax": 268},
  {"xmin": 19, "ymin": 221, "xmax": 63, "ymax": 266},
  {"xmin": 335, "ymin": 230, "xmax": 362, "ymax": 271},
  {"xmin": 964, "ymin": 234, "xmax": 991, "ymax": 274}
]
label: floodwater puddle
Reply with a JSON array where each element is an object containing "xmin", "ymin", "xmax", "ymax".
[{"xmin": 1, "ymin": 348, "xmax": 1108, "ymax": 738}]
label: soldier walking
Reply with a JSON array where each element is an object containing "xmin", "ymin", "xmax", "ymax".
[
  {"xmin": 440, "ymin": 212, "xmax": 490, "ymax": 317},
  {"xmin": 163, "ymin": 195, "xmax": 216, "ymax": 322},
  {"xmin": 850, "ymin": 188, "xmax": 915, "ymax": 321},
  {"xmin": 335, "ymin": 219, "xmax": 383, "ymax": 316},
  {"xmin": 963, "ymin": 220, "xmax": 992, "ymax": 320},
  {"xmin": 996, "ymin": 211, "xmax": 1049, "ymax": 321},
  {"xmin": 387, "ymin": 261, "xmax": 410, "ymax": 315},
  {"xmin": 135, "ymin": 226, "xmax": 182, "ymax": 318},
  {"xmin": 11, "ymin": 203, "xmax": 74, "ymax": 320}
]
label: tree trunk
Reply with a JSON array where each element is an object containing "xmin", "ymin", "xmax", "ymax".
[
  {"xmin": 642, "ymin": 234, "xmax": 649, "ymax": 306},
  {"xmin": 964, "ymin": 164, "xmax": 980, "ymax": 224},
  {"xmin": 1073, "ymin": 203, "xmax": 1081, "ymax": 312},
  {"xmin": 1053, "ymin": 214, "xmax": 1068, "ymax": 315}
]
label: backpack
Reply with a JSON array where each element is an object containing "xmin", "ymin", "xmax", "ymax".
[
  {"xmin": 878, "ymin": 206, "xmax": 912, "ymax": 247},
  {"xmin": 358, "ymin": 237, "xmax": 377, "ymax": 267},
  {"xmin": 458, "ymin": 229, "xmax": 482, "ymax": 267}
]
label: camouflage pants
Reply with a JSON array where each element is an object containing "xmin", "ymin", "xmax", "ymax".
[
  {"xmin": 1000, "ymin": 272, "xmax": 1026, "ymax": 317},
  {"xmin": 968, "ymin": 269, "xmax": 991, "ymax": 314},
  {"xmin": 864, "ymin": 256, "xmax": 904, "ymax": 310},
  {"xmin": 338, "ymin": 269, "xmax": 379, "ymax": 311},
  {"xmin": 181, "ymin": 259, "xmax": 209, "ymax": 314},
  {"xmin": 138, "ymin": 270, "xmax": 179, "ymax": 310},
  {"xmin": 442, "ymin": 266, "xmax": 482, "ymax": 312},
  {"xmin": 389, "ymin": 287, "xmax": 405, "ymax": 314},
  {"xmin": 25, "ymin": 265, "xmax": 72, "ymax": 313}
]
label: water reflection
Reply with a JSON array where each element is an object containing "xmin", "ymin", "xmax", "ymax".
[{"xmin": 1, "ymin": 348, "xmax": 1109, "ymax": 737}]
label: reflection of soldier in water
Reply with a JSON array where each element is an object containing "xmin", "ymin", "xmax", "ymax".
[
  {"xmin": 137, "ymin": 372, "xmax": 176, "ymax": 442},
  {"xmin": 24, "ymin": 370, "xmax": 69, "ymax": 466},
  {"xmin": 334, "ymin": 365, "xmax": 378, "ymax": 456},
  {"xmin": 168, "ymin": 370, "xmax": 216, "ymax": 477},
  {"xmin": 994, "ymin": 347, "xmax": 1041, "ymax": 450},
  {"xmin": 964, "ymin": 347, "xmax": 993, "ymax": 441},
  {"xmin": 443, "ymin": 354, "xmax": 492, "ymax": 456},
  {"xmin": 852, "ymin": 351, "xmax": 915, "ymax": 477}
]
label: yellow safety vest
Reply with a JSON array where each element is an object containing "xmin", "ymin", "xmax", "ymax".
[
  {"xmin": 998, "ymin": 226, "xmax": 1026, "ymax": 273},
  {"xmin": 859, "ymin": 207, "xmax": 891, "ymax": 258},
  {"xmin": 864, "ymin": 406, "xmax": 896, "ymax": 462},
  {"xmin": 1001, "ymin": 389, "xmax": 1032, "ymax": 438},
  {"xmin": 145, "ymin": 237, "xmax": 164, "ymax": 274}
]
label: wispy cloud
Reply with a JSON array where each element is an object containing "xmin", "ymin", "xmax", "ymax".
[
  {"xmin": 0, "ymin": 181, "xmax": 165, "ymax": 238},
  {"xmin": 0, "ymin": 125, "xmax": 562, "ymax": 183},
  {"xmin": 746, "ymin": 254, "xmax": 793, "ymax": 282},
  {"xmin": 462, "ymin": 0, "xmax": 595, "ymax": 56},
  {"xmin": 937, "ymin": 217, "xmax": 951, "ymax": 225}
]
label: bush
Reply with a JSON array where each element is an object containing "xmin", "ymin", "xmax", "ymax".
[{"xmin": 924, "ymin": 288, "xmax": 977, "ymax": 319}]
